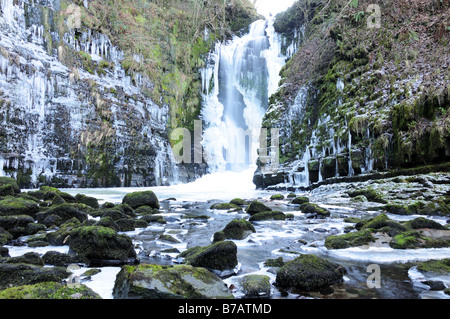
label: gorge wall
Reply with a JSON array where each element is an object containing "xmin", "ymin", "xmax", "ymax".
[
  {"xmin": 0, "ymin": 0, "xmax": 260, "ymax": 188},
  {"xmin": 254, "ymin": 0, "xmax": 450, "ymax": 190}
]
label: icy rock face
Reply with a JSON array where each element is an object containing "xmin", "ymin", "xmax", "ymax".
[{"xmin": 0, "ymin": 0, "xmax": 178, "ymax": 187}]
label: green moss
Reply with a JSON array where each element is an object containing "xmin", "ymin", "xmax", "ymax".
[
  {"xmin": 417, "ymin": 259, "xmax": 450, "ymax": 274},
  {"xmin": 249, "ymin": 211, "xmax": 286, "ymax": 222},
  {"xmin": 0, "ymin": 282, "xmax": 101, "ymax": 299},
  {"xmin": 325, "ymin": 229, "xmax": 376, "ymax": 249}
]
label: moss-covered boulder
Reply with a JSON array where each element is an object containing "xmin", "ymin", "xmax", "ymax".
[
  {"xmin": 0, "ymin": 177, "xmax": 20, "ymax": 196},
  {"xmin": 122, "ymin": 191, "xmax": 160, "ymax": 209},
  {"xmin": 0, "ymin": 227, "xmax": 12, "ymax": 245},
  {"xmin": 408, "ymin": 217, "xmax": 446, "ymax": 230},
  {"xmin": 245, "ymin": 201, "xmax": 272, "ymax": 216},
  {"xmin": 116, "ymin": 218, "xmax": 136, "ymax": 232},
  {"xmin": 75, "ymin": 194, "xmax": 99, "ymax": 209},
  {"xmin": 113, "ymin": 264, "xmax": 233, "ymax": 299},
  {"xmin": 416, "ymin": 259, "xmax": 450, "ymax": 274},
  {"xmin": 347, "ymin": 188, "xmax": 386, "ymax": 204},
  {"xmin": 0, "ymin": 197, "xmax": 39, "ymax": 217},
  {"xmin": 290, "ymin": 196, "xmax": 309, "ymax": 205},
  {"xmin": 389, "ymin": 230, "xmax": 450, "ymax": 249},
  {"xmin": 249, "ymin": 211, "xmax": 286, "ymax": 221},
  {"xmin": 67, "ymin": 226, "xmax": 137, "ymax": 266},
  {"xmin": 0, "ymin": 263, "xmax": 70, "ymax": 290},
  {"xmin": 0, "ymin": 282, "xmax": 101, "ymax": 299},
  {"xmin": 210, "ymin": 202, "xmax": 241, "ymax": 211},
  {"xmin": 230, "ymin": 198, "xmax": 246, "ymax": 206},
  {"xmin": 36, "ymin": 203, "xmax": 88, "ymax": 225},
  {"xmin": 241, "ymin": 274, "xmax": 271, "ymax": 299},
  {"xmin": 300, "ymin": 203, "xmax": 330, "ymax": 218},
  {"xmin": 275, "ymin": 254, "xmax": 346, "ymax": 291},
  {"xmin": 2, "ymin": 252, "xmax": 44, "ymax": 266},
  {"xmin": 214, "ymin": 219, "xmax": 255, "ymax": 241},
  {"xmin": 42, "ymin": 251, "xmax": 87, "ymax": 267},
  {"xmin": 325, "ymin": 229, "xmax": 377, "ymax": 249},
  {"xmin": 178, "ymin": 241, "xmax": 238, "ymax": 271},
  {"xmin": 0, "ymin": 215, "xmax": 35, "ymax": 230},
  {"xmin": 270, "ymin": 194, "xmax": 285, "ymax": 200},
  {"xmin": 46, "ymin": 218, "xmax": 82, "ymax": 246}
]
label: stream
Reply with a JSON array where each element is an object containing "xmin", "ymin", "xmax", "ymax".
[{"xmin": 7, "ymin": 168, "xmax": 450, "ymax": 300}]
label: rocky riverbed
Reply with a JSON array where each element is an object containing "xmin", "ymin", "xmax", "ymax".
[{"xmin": 0, "ymin": 172, "xmax": 449, "ymax": 299}]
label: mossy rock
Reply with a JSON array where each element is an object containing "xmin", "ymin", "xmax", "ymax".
[
  {"xmin": 419, "ymin": 200, "xmax": 450, "ymax": 216},
  {"xmin": 408, "ymin": 217, "xmax": 446, "ymax": 230},
  {"xmin": 230, "ymin": 198, "xmax": 246, "ymax": 206},
  {"xmin": 42, "ymin": 251, "xmax": 87, "ymax": 267},
  {"xmin": 135, "ymin": 205, "xmax": 159, "ymax": 215},
  {"xmin": 389, "ymin": 230, "xmax": 422, "ymax": 249},
  {"xmin": 299, "ymin": 203, "xmax": 330, "ymax": 218},
  {"xmin": 29, "ymin": 186, "xmax": 76, "ymax": 203},
  {"xmin": 0, "ymin": 197, "xmax": 39, "ymax": 217},
  {"xmin": 122, "ymin": 191, "xmax": 160, "ymax": 209},
  {"xmin": 116, "ymin": 218, "xmax": 136, "ymax": 232},
  {"xmin": 264, "ymin": 257, "xmax": 285, "ymax": 267},
  {"xmin": 0, "ymin": 177, "xmax": 20, "ymax": 195},
  {"xmin": 0, "ymin": 282, "xmax": 101, "ymax": 299},
  {"xmin": 35, "ymin": 203, "xmax": 88, "ymax": 224},
  {"xmin": 158, "ymin": 234, "xmax": 180, "ymax": 243},
  {"xmin": 241, "ymin": 274, "xmax": 271, "ymax": 298},
  {"xmin": 178, "ymin": 241, "xmax": 238, "ymax": 271},
  {"xmin": 47, "ymin": 218, "xmax": 82, "ymax": 246},
  {"xmin": 75, "ymin": 194, "xmax": 99, "ymax": 209},
  {"xmin": 140, "ymin": 215, "xmax": 166, "ymax": 224},
  {"xmin": 113, "ymin": 264, "xmax": 233, "ymax": 299},
  {"xmin": 290, "ymin": 196, "xmax": 309, "ymax": 205},
  {"xmin": 325, "ymin": 229, "xmax": 376, "ymax": 249},
  {"xmin": 270, "ymin": 194, "xmax": 285, "ymax": 200},
  {"xmin": 287, "ymin": 193, "xmax": 297, "ymax": 198},
  {"xmin": 67, "ymin": 226, "xmax": 137, "ymax": 265},
  {"xmin": 416, "ymin": 259, "xmax": 450, "ymax": 274},
  {"xmin": 0, "ymin": 228, "xmax": 12, "ymax": 245},
  {"xmin": 94, "ymin": 216, "xmax": 120, "ymax": 232},
  {"xmin": 216, "ymin": 219, "xmax": 255, "ymax": 241},
  {"xmin": 0, "ymin": 263, "xmax": 70, "ymax": 290},
  {"xmin": 245, "ymin": 201, "xmax": 272, "ymax": 216},
  {"xmin": 100, "ymin": 208, "xmax": 130, "ymax": 221},
  {"xmin": 275, "ymin": 254, "xmax": 346, "ymax": 291},
  {"xmin": 249, "ymin": 211, "xmax": 286, "ymax": 221},
  {"xmin": 210, "ymin": 202, "xmax": 241, "ymax": 211},
  {"xmin": 0, "ymin": 215, "xmax": 35, "ymax": 230},
  {"xmin": 347, "ymin": 188, "xmax": 386, "ymax": 204}
]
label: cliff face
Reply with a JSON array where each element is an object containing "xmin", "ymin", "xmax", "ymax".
[
  {"xmin": 0, "ymin": 0, "xmax": 260, "ymax": 188},
  {"xmin": 254, "ymin": 0, "xmax": 450, "ymax": 189}
]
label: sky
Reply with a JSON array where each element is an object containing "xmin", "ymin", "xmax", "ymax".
[{"xmin": 254, "ymin": 0, "xmax": 298, "ymax": 18}]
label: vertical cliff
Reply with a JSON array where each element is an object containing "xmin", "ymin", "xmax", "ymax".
[
  {"xmin": 254, "ymin": 0, "xmax": 450, "ymax": 189},
  {"xmin": 0, "ymin": 0, "xmax": 261, "ymax": 188}
]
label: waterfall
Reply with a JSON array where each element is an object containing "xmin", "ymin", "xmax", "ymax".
[{"xmin": 201, "ymin": 18, "xmax": 285, "ymax": 174}]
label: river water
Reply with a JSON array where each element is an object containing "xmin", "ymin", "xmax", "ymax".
[{"xmin": 8, "ymin": 168, "xmax": 450, "ymax": 300}]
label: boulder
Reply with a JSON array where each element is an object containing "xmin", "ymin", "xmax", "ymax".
[
  {"xmin": 35, "ymin": 203, "xmax": 88, "ymax": 224},
  {"xmin": 275, "ymin": 254, "xmax": 346, "ymax": 291},
  {"xmin": 290, "ymin": 196, "xmax": 309, "ymax": 205},
  {"xmin": 178, "ymin": 241, "xmax": 238, "ymax": 272},
  {"xmin": 214, "ymin": 219, "xmax": 255, "ymax": 241},
  {"xmin": 0, "ymin": 177, "xmax": 20, "ymax": 195},
  {"xmin": 122, "ymin": 191, "xmax": 160, "ymax": 209},
  {"xmin": 42, "ymin": 251, "xmax": 87, "ymax": 267},
  {"xmin": 325, "ymin": 229, "xmax": 376, "ymax": 249},
  {"xmin": 0, "ymin": 282, "xmax": 101, "ymax": 299},
  {"xmin": 0, "ymin": 197, "xmax": 39, "ymax": 217},
  {"xmin": 408, "ymin": 217, "xmax": 446, "ymax": 230},
  {"xmin": 249, "ymin": 211, "xmax": 286, "ymax": 221},
  {"xmin": 0, "ymin": 263, "xmax": 70, "ymax": 290},
  {"xmin": 75, "ymin": 194, "xmax": 100, "ymax": 209},
  {"xmin": 241, "ymin": 274, "xmax": 271, "ymax": 298},
  {"xmin": 245, "ymin": 201, "xmax": 271, "ymax": 216},
  {"xmin": 300, "ymin": 203, "xmax": 330, "ymax": 218},
  {"xmin": 113, "ymin": 264, "xmax": 234, "ymax": 299},
  {"xmin": 67, "ymin": 226, "xmax": 137, "ymax": 266}
]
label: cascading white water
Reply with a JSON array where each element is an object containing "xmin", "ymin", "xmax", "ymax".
[{"xmin": 201, "ymin": 17, "xmax": 285, "ymax": 175}]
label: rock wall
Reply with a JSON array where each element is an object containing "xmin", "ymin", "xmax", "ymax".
[{"xmin": 254, "ymin": 0, "xmax": 450, "ymax": 190}]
